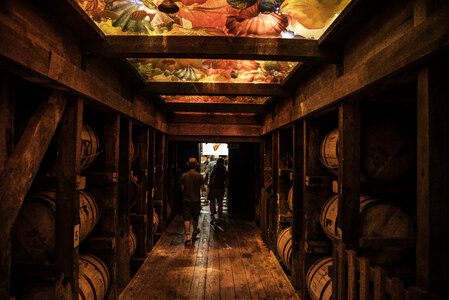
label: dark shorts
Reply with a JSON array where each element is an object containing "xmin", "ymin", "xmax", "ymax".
[
  {"xmin": 207, "ymin": 187, "xmax": 225, "ymax": 202},
  {"xmin": 182, "ymin": 201, "xmax": 201, "ymax": 221}
]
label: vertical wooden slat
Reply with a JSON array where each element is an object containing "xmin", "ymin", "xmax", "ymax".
[
  {"xmin": 292, "ymin": 121, "xmax": 304, "ymax": 289},
  {"xmin": 359, "ymin": 257, "xmax": 370, "ymax": 300},
  {"xmin": 417, "ymin": 66, "xmax": 449, "ymax": 295},
  {"xmin": 118, "ymin": 117, "xmax": 132, "ymax": 289},
  {"xmin": 337, "ymin": 102, "xmax": 360, "ymax": 248},
  {"xmin": 271, "ymin": 130, "xmax": 279, "ymax": 250},
  {"xmin": 0, "ymin": 72, "xmax": 14, "ymax": 170},
  {"xmin": 135, "ymin": 127, "xmax": 150, "ymax": 257},
  {"xmin": 391, "ymin": 277, "xmax": 405, "ymax": 300},
  {"xmin": 101, "ymin": 113, "xmax": 120, "ymax": 300},
  {"xmin": 55, "ymin": 97, "xmax": 83, "ymax": 299},
  {"xmin": 147, "ymin": 128, "xmax": 155, "ymax": 250},
  {"xmin": 336, "ymin": 242, "xmax": 347, "ymax": 300},
  {"xmin": 347, "ymin": 249, "xmax": 358, "ymax": 300},
  {"xmin": 0, "ymin": 72, "xmax": 14, "ymax": 300},
  {"xmin": 374, "ymin": 266, "xmax": 386, "ymax": 300}
]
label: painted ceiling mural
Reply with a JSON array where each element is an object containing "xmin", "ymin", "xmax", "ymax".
[
  {"xmin": 76, "ymin": 0, "xmax": 351, "ymax": 39},
  {"xmin": 129, "ymin": 58, "xmax": 298, "ymax": 83},
  {"xmin": 161, "ymin": 95, "xmax": 270, "ymax": 104}
]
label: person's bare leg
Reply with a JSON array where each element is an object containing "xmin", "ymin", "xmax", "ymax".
[{"xmin": 184, "ymin": 220, "xmax": 191, "ymax": 240}]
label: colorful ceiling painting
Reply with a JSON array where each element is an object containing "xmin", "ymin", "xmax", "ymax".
[
  {"xmin": 76, "ymin": 0, "xmax": 351, "ymax": 39},
  {"xmin": 161, "ymin": 95, "xmax": 269, "ymax": 104},
  {"xmin": 129, "ymin": 58, "xmax": 298, "ymax": 84}
]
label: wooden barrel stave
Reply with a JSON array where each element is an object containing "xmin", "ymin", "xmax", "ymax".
[
  {"xmin": 287, "ymin": 186, "xmax": 293, "ymax": 211},
  {"xmin": 320, "ymin": 128, "xmax": 339, "ymax": 175},
  {"xmin": 80, "ymin": 124, "xmax": 100, "ymax": 171},
  {"xmin": 79, "ymin": 254, "xmax": 110, "ymax": 300},
  {"xmin": 153, "ymin": 208, "xmax": 159, "ymax": 234},
  {"xmin": 12, "ymin": 189, "xmax": 99, "ymax": 263},
  {"xmin": 129, "ymin": 226, "xmax": 137, "ymax": 256},
  {"xmin": 320, "ymin": 194, "xmax": 414, "ymax": 265},
  {"xmin": 276, "ymin": 227, "xmax": 292, "ymax": 270},
  {"xmin": 306, "ymin": 257, "xmax": 333, "ymax": 300}
]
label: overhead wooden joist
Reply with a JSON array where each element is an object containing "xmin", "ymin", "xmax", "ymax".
[
  {"xmin": 165, "ymin": 103, "xmax": 266, "ymax": 114},
  {"xmin": 167, "ymin": 122, "xmax": 261, "ymax": 138},
  {"xmin": 145, "ymin": 82, "xmax": 289, "ymax": 97},
  {"xmin": 83, "ymin": 36, "xmax": 326, "ymax": 62}
]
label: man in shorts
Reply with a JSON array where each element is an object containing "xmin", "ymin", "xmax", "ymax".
[{"xmin": 180, "ymin": 157, "xmax": 205, "ymax": 246}]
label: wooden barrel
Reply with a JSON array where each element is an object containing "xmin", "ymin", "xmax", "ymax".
[
  {"xmin": 320, "ymin": 194, "xmax": 414, "ymax": 265},
  {"xmin": 80, "ymin": 124, "xmax": 100, "ymax": 171},
  {"xmin": 306, "ymin": 257, "xmax": 333, "ymax": 300},
  {"xmin": 287, "ymin": 186, "xmax": 293, "ymax": 211},
  {"xmin": 362, "ymin": 119, "xmax": 413, "ymax": 180},
  {"xmin": 79, "ymin": 254, "xmax": 110, "ymax": 300},
  {"xmin": 320, "ymin": 128, "xmax": 339, "ymax": 175},
  {"xmin": 12, "ymin": 189, "xmax": 99, "ymax": 263},
  {"xmin": 276, "ymin": 227, "xmax": 292, "ymax": 270},
  {"xmin": 129, "ymin": 226, "xmax": 137, "ymax": 256},
  {"xmin": 153, "ymin": 208, "xmax": 159, "ymax": 234}
]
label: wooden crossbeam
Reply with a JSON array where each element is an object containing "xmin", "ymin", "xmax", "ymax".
[
  {"xmin": 83, "ymin": 36, "xmax": 325, "ymax": 62},
  {"xmin": 145, "ymin": 82, "xmax": 289, "ymax": 97},
  {"xmin": 165, "ymin": 103, "xmax": 266, "ymax": 113}
]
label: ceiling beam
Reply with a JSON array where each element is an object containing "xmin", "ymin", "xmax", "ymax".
[
  {"xmin": 83, "ymin": 36, "xmax": 326, "ymax": 62},
  {"xmin": 144, "ymin": 82, "xmax": 289, "ymax": 97},
  {"xmin": 165, "ymin": 103, "xmax": 267, "ymax": 113}
]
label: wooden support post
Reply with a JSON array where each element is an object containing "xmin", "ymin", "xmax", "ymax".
[
  {"xmin": 359, "ymin": 257, "xmax": 371, "ymax": 300},
  {"xmin": 270, "ymin": 130, "xmax": 279, "ymax": 250},
  {"xmin": 336, "ymin": 242, "xmax": 347, "ymax": 300},
  {"xmin": 118, "ymin": 117, "xmax": 132, "ymax": 289},
  {"xmin": 416, "ymin": 65, "xmax": 449, "ymax": 296},
  {"xmin": 337, "ymin": 102, "xmax": 360, "ymax": 247},
  {"xmin": 0, "ymin": 91, "xmax": 66, "ymax": 299},
  {"xmin": 0, "ymin": 72, "xmax": 14, "ymax": 300},
  {"xmin": 292, "ymin": 121, "xmax": 304, "ymax": 289},
  {"xmin": 55, "ymin": 97, "xmax": 83, "ymax": 299},
  {"xmin": 374, "ymin": 267, "xmax": 386, "ymax": 300},
  {"xmin": 134, "ymin": 127, "xmax": 150, "ymax": 257},
  {"xmin": 97, "ymin": 113, "xmax": 120, "ymax": 300},
  {"xmin": 347, "ymin": 249, "xmax": 358, "ymax": 300},
  {"xmin": 147, "ymin": 128, "xmax": 155, "ymax": 250},
  {"xmin": 0, "ymin": 72, "xmax": 15, "ymax": 170}
]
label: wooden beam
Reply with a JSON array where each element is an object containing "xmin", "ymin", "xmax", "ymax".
[
  {"xmin": 0, "ymin": 72, "xmax": 15, "ymax": 170},
  {"xmin": 145, "ymin": 82, "xmax": 289, "ymax": 97},
  {"xmin": 167, "ymin": 123, "xmax": 261, "ymax": 137},
  {"xmin": 0, "ymin": 91, "xmax": 66, "ymax": 236},
  {"xmin": 167, "ymin": 135, "xmax": 261, "ymax": 143},
  {"xmin": 0, "ymin": 4, "xmax": 165, "ymax": 132},
  {"xmin": 55, "ymin": 96, "xmax": 83, "ymax": 299},
  {"xmin": 118, "ymin": 117, "xmax": 132, "ymax": 288},
  {"xmin": 167, "ymin": 113, "xmax": 262, "ymax": 125},
  {"xmin": 416, "ymin": 65, "xmax": 449, "ymax": 295},
  {"xmin": 262, "ymin": 3, "xmax": 449, "ymax": 134},
  {"xmin": 165, "ymin": 103, "xmax": 267, "ymax": 114},
  {"xmin": 83, "ymin": 36, "xmax": 325, "ymax": 62}
]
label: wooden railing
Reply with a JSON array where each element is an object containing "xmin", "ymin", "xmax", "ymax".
[{"xmin": 335, "ymin": 242, "xmax": 440, "ymax": 300}]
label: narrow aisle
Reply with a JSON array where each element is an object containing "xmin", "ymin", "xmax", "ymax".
[{"xmin": 120, "ymin": 206, "xmax": 299, "ymax": 300}]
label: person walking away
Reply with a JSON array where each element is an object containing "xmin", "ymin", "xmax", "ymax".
[
  {"xmin": 208, "ymin": 158, "xmax": 229, "ymax": 224},
  {"xmin": 181, "ymin": 157, "xmax": 205, "ymax": 246}
]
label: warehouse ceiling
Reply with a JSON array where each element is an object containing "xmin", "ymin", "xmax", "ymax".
[{"xmin": 72, "ymin": 0, "xmax": 354, "ymax": 112}]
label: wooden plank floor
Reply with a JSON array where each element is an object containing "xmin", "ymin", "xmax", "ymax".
[{"xmin": 120, "ymin": 206, "xmax": 299, "ymax": 300}]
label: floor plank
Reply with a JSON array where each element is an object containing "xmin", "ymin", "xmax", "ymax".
[{"xmin": 120, "ymin": 206, "xmax": 300, "ymax": 300}]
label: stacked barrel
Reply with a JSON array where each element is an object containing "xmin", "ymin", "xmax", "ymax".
[{"xmin": 306, "ymin": 117, "xmax": 415, "ymax": 299}]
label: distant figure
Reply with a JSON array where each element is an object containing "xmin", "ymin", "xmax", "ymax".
[
  {"xmin": 205, "ymin": 155, "xmax": 216, "ymax": 185},
  {"xmin": 207, "ymin": 158, "xmax": 229, "ymax": 224},
  {"xmin": 180, "ymin": 157, "xmax": 205, "ymax": 246}
]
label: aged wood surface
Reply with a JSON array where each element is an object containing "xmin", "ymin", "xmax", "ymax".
[
  {"xmin": 262, "ymin": 2, "xmax": 449, "ymax": 134},
  {"xmin": 416, "ymin": 66, "xmax": 449, "ymax": 295},
  {"xmin": 0, "ymin": 91, "xmax": 66, "ymax": 236},
  {"xmin": 84, "ymin": 36, "xmax": 324, "ymax": 62},
  {"xmin": 119, "ymin": 207, "xmax": 298, "ymax": 299},
  {"xmin": 0, "ymin": 1, "xmax": 166, "ymax": 132},
  {"xmin": 168, "ymin": 113, "xmax": 262, "ymax": 126},
  {"xmin": 55, "ymin": 97, "xmax": 83, "ymax": 299},
  {"xmin": 166, "ymin": 103, "xmax": 267, "ymax": 114},
  {"xmin": 145, "ymin": 82, "xmax": 289, "ymax": 97},
  {"xmin": 167, "ymin": 123, "xmax": 261, "ymax": 138},
  {"xmin": 118, "ymin": 118, "xmax": 132, "ymax": 289},
  {"xmin": 0, "ymin": 73, "xmax": 14, "ymax": 170}
]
